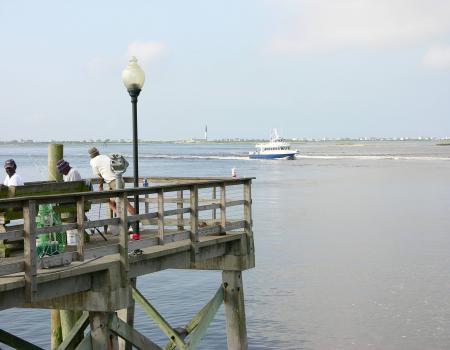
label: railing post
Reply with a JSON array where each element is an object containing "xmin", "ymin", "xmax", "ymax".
[
  {"xmin": 212, "ymin": 186, "xmax": 217, "ymax": 221},
  {"xmin": 118, "ymin": 193, "xmax": 129, "ymax": 287},
  {"xmin": 244, "ymin": 180, "xmax": 255, "ymax": 268},
  {"xmin": 77, "ymin": 197, "xmax": 85, "ymax": 261},
  {"xmin": 190, "ymin": 185, "xmax": 199, "ymax": 264},
  {"xmin": 177, "ymin": 190, "xmax": 184, "ymax": 231},
  {"xmin": 158, "ymin": 189, "xmax": 165, "ymax": 245},
  {"xmin": 144, "ymin": 193, "xmax": 149, "ymax": 214},
  {"xmin": 220, "ymin": 183, "xmax": 226, "ymax": 235},
  {"xmin": 23, "ymin": 200, "xmax": 37, "ymax": 302}
]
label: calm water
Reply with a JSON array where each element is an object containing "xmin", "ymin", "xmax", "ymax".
[{"xmin": 1, "ymin": 141, "xmax": 450, "ymax": 350}]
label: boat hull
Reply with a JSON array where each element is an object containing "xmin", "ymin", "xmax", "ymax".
[{"xmin": 249, "ymin": 153, "xmax": 297, "ymax": 160}]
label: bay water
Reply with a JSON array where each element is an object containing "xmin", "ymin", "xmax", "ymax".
[{"xmin": 1, "ymin": 141, "xmax": 450, "ymax": 349}]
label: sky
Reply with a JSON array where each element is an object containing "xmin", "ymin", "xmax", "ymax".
[{"xmin": 0, "ymin": 0, "xmax": 450, "ymax": 140}]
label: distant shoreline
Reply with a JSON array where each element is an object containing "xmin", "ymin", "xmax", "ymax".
[{"xmin": 0, "ymin": 138, "xmax": 448, "ymax": 145}]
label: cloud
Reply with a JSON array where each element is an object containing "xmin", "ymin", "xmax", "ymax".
[
  {"xmin": 126, "ymin": 41, "xmax": 168, "ymax": 65},
  {"xmin": 422, "ymin": 45, "xmax": 450, "ymax": 69},
  {"xmin": 268, "ymin": 0, "xmax": 450, "ymax": 55}
]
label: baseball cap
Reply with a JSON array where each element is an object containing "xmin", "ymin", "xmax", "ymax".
[
  {"xmin": 88, "ymin": 147, "xmax": 99, "ymax": 157},
  {"xmin": 4, "ymin": 159, "xmax": 16, "ymax": 169},
  {"xmin": 56, "ymin": 159, "xmax": 70, "ymax": 173}
]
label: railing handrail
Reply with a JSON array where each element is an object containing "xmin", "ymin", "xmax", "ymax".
[{"xmin": 0, "ymin": 177, "xmax": 254, "ymax": 207}]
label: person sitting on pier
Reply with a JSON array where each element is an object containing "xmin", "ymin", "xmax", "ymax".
[
  {"xmin": 88, "ymin": 147, "xmax": 136, "ymax": 215},
  {"xmin": 56, "ymin": 159, "xmax": 82, "ymax": 182},
  {"xmin": 3, "ymin": 159, "xmax": 24, "ymax": 186}
]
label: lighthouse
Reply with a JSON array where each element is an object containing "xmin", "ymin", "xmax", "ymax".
[{"xmin": 205, "ymin": 124, "xmax": 208, "ymax": 141}]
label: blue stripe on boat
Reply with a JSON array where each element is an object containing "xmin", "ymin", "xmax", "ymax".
[{"xmin": 249, "ymin": 153, "xmax": 296, "ymax": 159}]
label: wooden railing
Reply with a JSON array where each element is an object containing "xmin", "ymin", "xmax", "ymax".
[{"xmin": 0, "ymin": 177, "xmax": 254, "ymax": 302}]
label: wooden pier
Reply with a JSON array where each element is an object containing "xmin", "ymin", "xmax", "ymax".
[{"xmin": 0, "ymin": 176, "xmax": 255, "ymax": 349}]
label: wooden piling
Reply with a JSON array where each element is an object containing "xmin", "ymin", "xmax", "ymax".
[
  {"xmin": 49, "ymin": 143, "xmax": 63, "ymax": 349},
  {"xmin": 48, "ymin": 144, "xmax": 82, "ymax": 345},
  {"xmin": 48, "ymin": 143, "xmax": 63, "ymax": 182},
  {"xmin": 117, "ymin": 187, "xmax": 134, "ymax": 350},
  {"xmin": 222, "ymin": 271, "xmax": 248, "ymax": 350},
  {"xmin": 60, "ymin": 310, "xmax": 76, "ymax": 340},
  {"xmin": 51, "ymin": 310, "xmax": 62, "ymax": 349},
  {"xmin": 117, "ymin": 278, "xmax": 136, "ymax": 350},
  {"xmin": 90, "ymin": 312, "xmax": 118, "ymax": 350}
]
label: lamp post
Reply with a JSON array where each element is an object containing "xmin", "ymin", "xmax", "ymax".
[{"xmin": 122, "ymin": 56, "xmax": 145, "ymax": 234}]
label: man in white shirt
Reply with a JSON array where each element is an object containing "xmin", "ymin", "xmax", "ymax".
[
  {"xmin": 88, "ymin": 147, "xmax": 135, "ymax": 215},
  {"xmin": 3, "ymin": 159, "xmax": 24, "ymax": 186},
  {"xmin": 56, "ymin": 159, "xmax": 82, "ymax": 182},
  {"xmin": 88, "ymin": 147, "xmax": 117, "ymax": 190}
]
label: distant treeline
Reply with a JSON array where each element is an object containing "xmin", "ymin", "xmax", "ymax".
[{"xmin": 0, "ymin": 138, "xmax": 448, "ymax": 145}]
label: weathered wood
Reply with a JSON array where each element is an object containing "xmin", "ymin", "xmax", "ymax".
[
  {"xmin": 144, "ymin": 193, "xmax": 149, "ymax": 214},
  {"xmin": 117, "ymin": 194, "xmax": 129, "ymax": 286},
  {"xmin": 161, "ymin": 207, "xmax": 190, "ymax": 217},
  {"xmin": 83, "ymin": 242, "xmax": 120, "ymax": 260},
  {"xmin": 0, "ymin": 328, "xmax": 44, "ymax": 350},
  {"xmin": 74, "ymin": 332, "xmax": 92, "ymax": 350},
  {"xmin": 141, "ymin": 197, "xmax": 222, "ymax": 205},
  {"xmin": 77, "ymin": 197, "xmax": 85, "ymax": 261},
  {"xmin": 89, "ymin": 312, "xmax": 118, "ymax": 350},
  {"xmin": 127, "ymin": 212, "xmax": 157, "ymax": 223},
  {"xmin": 190, "ymin": 186, "xmax": 199, "ymax": 264},
  {"xmin": 0, "ymin": 233, "xmax": 246, "ymax": 309},
  {"xmin": 225, "ymin": 199, "xmax": 246, "ymax": 208},
  {"xmin": 123, "ymin": 176, "xmax": 234, "ymax": 184},
  {"xmin": 244, "ymin": 182, "xmax": 255, "ymax": 267},
  {"xmin": 177, "ymin": 190, "xmax": 184, "ymax": 231},
  {"xmin": 158, "ymin": 189, "xmax": 165, "ymax": 245},
  {"xmin": 0, "ymin": 227, "xmax": 24, "ymax": 240},
  {"xmin": 198, "ymin": 224, "xmax": 222, "ymax": 236},
  {"xmin": 60, "ymin": 310, "xmax": 77, "ymax": 344},
  {"xmin": 132, "ymin": 288, "xmax": 186, "ymax": 350},
  {"xmin": 117, "ymin": 278, "xmax": 136, "ymax": 350},
  {"xmin": 216, "ymin": 178, "xmax": 248, "ymax": 187},
  {"xmin": 0, "ymin": 177, "xmax": 255, "ymax": 207},
  {"xmin": 84, "ymin": 218, "xmax": 120, "ymax": 229},
  {"xmin": 197, "ymin": 203, "xmax": 221, "ymax": 212},
  {"xmin": 200, "ymin": 222, "xmax": 247, "ymax": 236},
  {"xmin": 51, "ymin": 309, "xmax": 63, "ymax": 350},
  {"xmin": 48, "ymin": 143, "xmax": 63, "ymax": 182},
  {"xmin": 57, "ymin": 311, "xmax": 89, "ymax": 350},
  {"xmin": 23, "ymin": 200, "xmax": 37, "ymax": 302},
  {"xmin": 220, "ymin": 183, "xmax": 226, "ymax": 235},
  {"xmin": 187, "ymin": 286, "xmax": 224, "ymax": 349},
  {"xmin": 39, "ymin": 251, "xmax": 75, "ymax": 269},
  {"xmin": 0, "ymin": 261, "xmax": 24, "ymax": 276},
  {"xmin": 222, "ymin": 271, "xmax": 248, "ymax": 350},
  {"xmin": 0, "ymin": 184, "xmax": 91, "ymax": 222},
  {"xmin": 0, "ymin": 176, "xmax": 255, "ymax": 348},
  {"xmin": 110, "ymin": 314, "xmax": 161, "ymax": 350},
  {"xmin": 164, "ymin": 285, "xmax": 224, "ymax": 350},
  {"xmin": 212, "ymin": 186, "xmax": 217, "ymax": 220},
  {"xmin": 35, "ymin": 223, "xmax": 78, "ymax": 235}
]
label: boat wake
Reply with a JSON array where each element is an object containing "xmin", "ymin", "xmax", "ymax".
[
  {"xmin": 139, "ymin": 154, "xmax": 249, "ymax": 161},
  {"xmin": 67, "ymin": 153, "xmax": 449, "ymax": 162},
  {"xmin": 296, "ymin": 155, "xmax": 450, "ymax": 161}
]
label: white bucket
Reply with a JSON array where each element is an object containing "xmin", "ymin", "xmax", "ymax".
[
  {"xmin": 66, "ymin": 229, "xmax": 78, "ymax": 246},
  {"xmin": 110, "ymin": 225, "xmax": 119, "ymax": 236}
]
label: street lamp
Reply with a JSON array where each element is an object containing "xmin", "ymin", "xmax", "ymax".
[{"xmin": 122, "ymin": 56, "xmax": 145, "ymax": 234}]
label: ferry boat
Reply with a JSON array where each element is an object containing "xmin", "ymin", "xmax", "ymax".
[{"xmin": 249, "ymin": 129, "xmax": 299, "ymax": 160}]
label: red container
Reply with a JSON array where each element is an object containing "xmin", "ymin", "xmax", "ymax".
[{"xmin": 129, "ymin": 233, "xmax": 140, "ymax": 240}]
